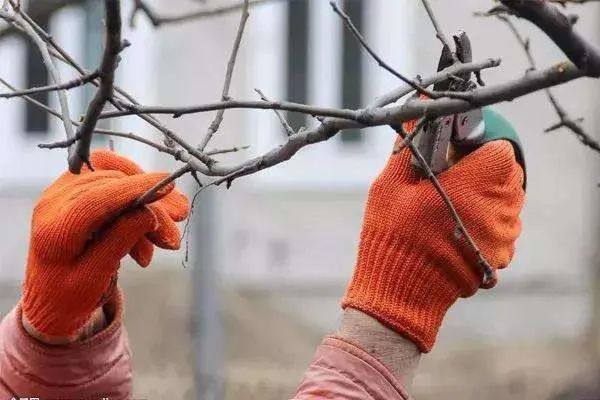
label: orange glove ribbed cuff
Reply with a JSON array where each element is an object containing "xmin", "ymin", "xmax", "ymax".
[{"xmin": 342, "ymin": 227, "xmax": 462, "ymax": 352}]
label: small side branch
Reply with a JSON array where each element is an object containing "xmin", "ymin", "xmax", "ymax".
[
  {"xmin": 68, "ymin": 0, "xmax": 122, "ymax": 173},
  {"xmin": 205, "ymin": 145, "xmax": 250, "ymax": 156},
  {"xmin": 399, "ymin": 122, "xmax": 495, "ymax": 285},
  {"xmin": 0, "ymin": 71, "xmax": 98, "ymax": 98},
  {"xmin": 420, "ymin": 0, "xmax": 459, "ymax": 63},
  {"xmin": 330, "ymin": 1, "xmax": 470, "ymax": 101},
  {"xmin": 199, "ymin": 0, "xmax": 250, "ymax": 151},
  {"xmin": 98, "ymin": 99, "xmax": 362, "ymax": 121},
  {"xmin": 254, "ymin": 88, "xmax": 295, "ymax": 136},
  {"xmin": 130, "ymin": 0, "xmax": 281, "ymax": 28}
]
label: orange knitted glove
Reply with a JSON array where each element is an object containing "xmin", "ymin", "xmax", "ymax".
[
  {"xmin": 342, "ymin": 134, "xmax": 525, "ymax": 352},
  {"xmin": 22, "ymin": 150, "xmax": 189, "ymax": 341}
]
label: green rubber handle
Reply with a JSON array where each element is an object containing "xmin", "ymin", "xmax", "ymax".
[{"xmin": 481, "ymin": 107, "xmax": 527, "ymax": 190}]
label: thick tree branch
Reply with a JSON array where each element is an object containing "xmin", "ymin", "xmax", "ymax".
[
  {"xmin": 96, "ymin": 60, "xmax": 588, "ymax": 131},
  {"xmin": 548, "ymin": 0, "xmax": 600, "ymax": 5},
  {"xmin": 126, "ymin": 60, "xmax": 502, "ymax": 201},
  {"xmin": 68, "ymin": 0, "xmax": 122, "ymax": 173}
]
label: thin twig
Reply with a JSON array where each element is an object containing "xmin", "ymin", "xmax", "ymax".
[
  {"xmin": 130, "ymin": 0, "xmax": 161, "ymax": 27},
  {"xmin": 198, "ymin": 0, "xmax": 250, "ymax": 151},
  {"xmin": 399, "ymin": 122, "xmax": 495, "ymax": 285},
  {"xmin": 68, "ymin": 0, "xmax": 122, "ymax": 173},
  {"xmin": 131, "ymin": 0, "xmax": 282, "ymax": 28},
  {"xmin": 0, "ymin": 71, "xmax": 98, "ymax": 98},
  {"xmin": 98, "ymin": 59, "xmax": 586, "ymax": 131},
  {"xmin": 420, "ymin": 0, "xmax": 459, "ymax": 63},
  {"xmin": 254, "ymin": 88, "xmax": 295, "ymax": 136},
  {"xmin": 205, "ymin": 145, "xmax": 250, "ymax": 156},
  {"xmin": 330, "ymin": 1, "xmax": 470, "ymax": 101},
  {"xmin": 98, "ymin": 99, "xmax": 363, "ymax": 121}
]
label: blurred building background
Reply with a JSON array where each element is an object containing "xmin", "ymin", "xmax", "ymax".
[{"xmin": 0, "ymin": 0, "xmax": 599, "ymax": 399}]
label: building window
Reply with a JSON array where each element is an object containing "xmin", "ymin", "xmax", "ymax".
[
  {"xmin": 24, "ymin": 14, "xmax": 50, "ymax": 133},
  {"xmin": 286, "ymin": 0, "xmax": 309, "ymax": 133},
  {"xmin": 340, "ymin": 0, "xmax": 363, "ymax": 143}
]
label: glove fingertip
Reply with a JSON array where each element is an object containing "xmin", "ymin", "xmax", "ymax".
[
  {"xmin": 146, "ymin": 204, "xmax": 183, "ymax": 250},
  {"xmin": 160, "ymin": 190, "xmax": 190, "ymax": 222},
  {"xmin": 130, "ymin": 237, "xmax": 154, "ymax": 268}
]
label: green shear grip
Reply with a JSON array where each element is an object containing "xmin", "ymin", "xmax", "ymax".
[{"xmin": 481, "ymin": 107, "xmax": 527, "ymax": 189}]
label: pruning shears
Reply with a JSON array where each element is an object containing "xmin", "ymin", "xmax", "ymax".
[{"xmin": 408, "ymin": 31, "xmax": 527, "ymax": 187}]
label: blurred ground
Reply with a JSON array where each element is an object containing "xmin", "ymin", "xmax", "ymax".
[{"xmin": 117, "ymin": 262, "xmax": 598, "ymax": 400}]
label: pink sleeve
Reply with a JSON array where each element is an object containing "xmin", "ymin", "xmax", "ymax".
[
  {"xmin": 293, "ymin": 336, "xmax": 412, "ymax": 400},
  {"xmin": 0, "ymin": 291, "xmax": 132, "ymax": 400}
]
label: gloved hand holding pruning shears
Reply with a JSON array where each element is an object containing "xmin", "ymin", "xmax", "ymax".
[{"xmin": 341, "ymin": 31, "xmax": 526, "ymax": 353}]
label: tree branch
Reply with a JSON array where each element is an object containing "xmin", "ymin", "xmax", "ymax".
[
  {"xmin": 420, "ymin": 0, "xmax": 459, "ymax": 63},
  {"xmin": 500, "ymin": 0, "xmax": 600, "ymax": 76},
  {"xmin": 99, "ymin": 99, "xmax": 363, "ymax": 121},
  {"xmin": 97, "ymin": 59, "xmax": 589, "ymax": 132},
  {"xmin": 330, "ymin": 1, "xmax": 471, "ymax": 101},
  {"xmin": 398, "ymin": 121, "xmax": 495, "ymax": 285},
  {"xmin": 68, "ymin": 0, "xmax": 122, "ymax": 173},
  {"xmin": 0, "ymin": 76, "xmax": 182, "ymax": 157},
  {"xmin": 132, "ymin": 164, "xmax": 193, "ymax": 208},
  {"xmin": 130, "ymin": 0, "xmax": 282, "ymax": 28},
  {"xmin": 0, "ymin": 71, "xmax": 98, "ymax": 98},
  {"xmin": 205, "ymin": 145, "xmax": 250, "ymax": 156},
  {"xmin": 198, "ymin": 0, "xmax": 250, "ymax": 151},
  {"xmin": 254, "ymin": 88, "xmax": 296, "ymax": 136},
  {"xmin": 548, "ymin": 0, "xmax": 600, "ymax": 5}
]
